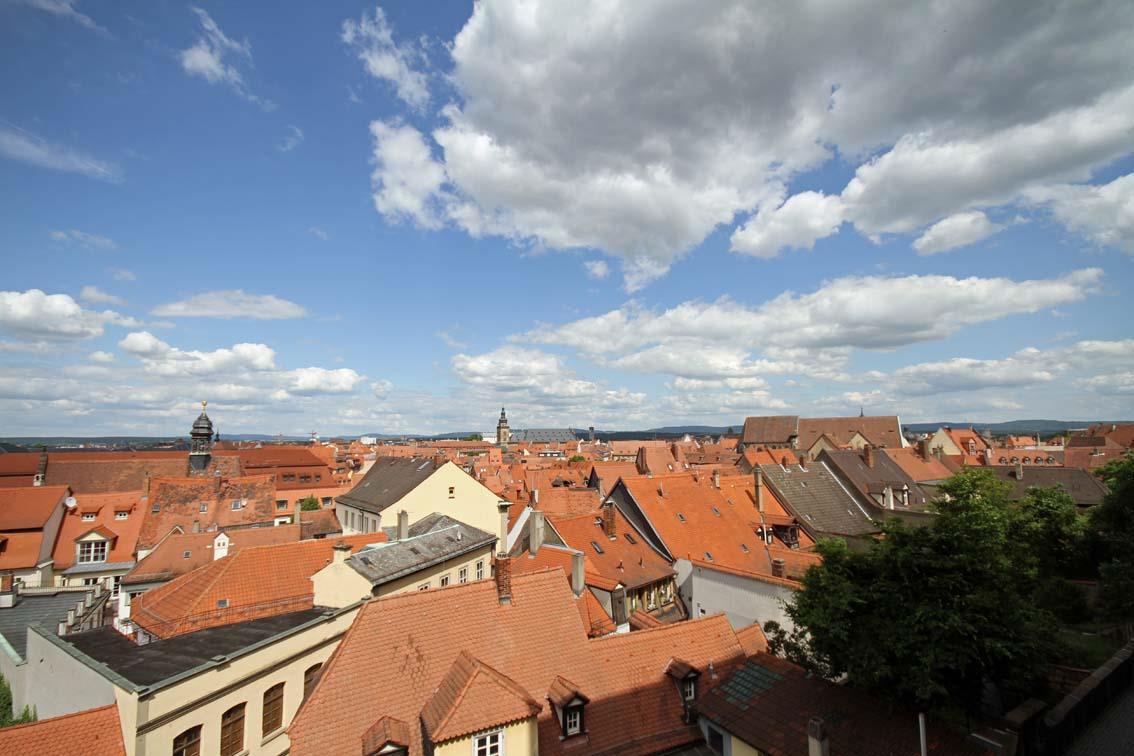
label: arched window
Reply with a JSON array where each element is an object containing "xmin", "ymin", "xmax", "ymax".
[
  {"xmin": 173, "ymin": 725, "xmax": 201, "ymax": 756},
  {"xmin": 220, "ymin": 703, "xmax": 245, "ymax": 756},
  {"xmin": 304, "ymin": 662, "xmax": 323, "ymax": 701}
]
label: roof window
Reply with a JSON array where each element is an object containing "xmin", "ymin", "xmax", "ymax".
[
  {"xmin": 182, "ymin": 550, "xmax": 191, "ymax": 559},
  {"xmin": 711, "ymin": 506, "xmax": 721, "ymax": 517},
  {"xmin": 676, "ymin": 513, "xmax": 686, "ymax": 523},
  {"xmin": 624, "ymin": 532, "xmax": 637, "ymax": 545},
  {"xmin": 740, "ymin": 543, "xmax": 750, "ymax": 553},
  {"xmin": 151, "ymin": 503, "xmax": 160, "ymax": 513},
  {"xmin": 590, "ymin": 540, "xmax": 605, "ymax": 555},
  {"xmin": 704, "ymin": 551, "xmax": 713, "ymax": 561},
  {"xmin": 217, "ymin": 598, "xmax": 229, "ymax": 608}
]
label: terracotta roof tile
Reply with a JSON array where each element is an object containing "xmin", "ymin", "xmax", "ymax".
[
  {"xmin": 136, "ymin": 474, "xmax": 279, "ymax": 551},
  {"xmin": 361, "ymin": 716, "xmax": 410, "ymax": 754},
  {"xmin": 421, "ymin": 651, "xmax": 542, "ymax": 743},
  {"xmin": 547, "ymin": 509, "xmax": 674, "ymax": 590},
  {"xmin": 0, "ymin": 703, "xmax": 125, "ymax": 756},
  {"xmin": 123, "ymin": 523, "xmax": 300, "ymax": 584},
  {"xmin": 735, "ymin": 624, "xmax": 768, "ymax": 656},
  {"xmin": 0, "ymin": 485, "xmax": 69, "ymax": 529}
]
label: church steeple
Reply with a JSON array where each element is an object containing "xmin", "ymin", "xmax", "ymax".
[
  {"xmin": 496, "ymin": 407, "xmax": 511, "ymax": 445},
  {"xmin": 189, "ymin": 400, "xmax": 214, "ymax": 474}
]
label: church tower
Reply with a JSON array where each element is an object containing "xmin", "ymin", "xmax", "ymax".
[
  {"xmin": 189, "ymin": 400, "xmax": 214, "ymax": 474},
  {"xmin": 496, "ymin": 407, "xmax": 511, "ymax": 445}
]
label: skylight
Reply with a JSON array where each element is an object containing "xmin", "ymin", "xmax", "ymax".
[{"xmin": 591, "ymin": 540, "xmax": 605, "ymax": 554}]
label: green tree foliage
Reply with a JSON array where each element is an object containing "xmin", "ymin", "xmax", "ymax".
[
  {"xmin": 569, "ymin": 455, "xmax": 586, "ymax": 463},
  {"xmin": 1089, "ymin": 453, "xmax": 1134, "ymax": 618},
  {"xmin": 298, "ymin": 495, "xmax": 321, "ymax": 512},
  {"xmin": 463, "ymin": 433, "xmax": 483, "ymax": 441},
  {"xmin": 769, "ymin": 468, "xmax": 1059, "ymax": 714},
  {"xmin": 0, "ymin": 672, "xmax": 35, "ymax": 728}
]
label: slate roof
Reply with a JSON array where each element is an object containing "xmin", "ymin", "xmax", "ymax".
[
  {"xmin": 130, "ymin": 533, "xmax": 381, "ymax": 638},
  {"xmin": 741, "ymin": 416, "xmax": 799, "ymax": 446},
  {"xmin": 0, "ymin": 590, "xmax": 91, "ymax": 659},
  {"xmin": 699, "ymin": 654, "xmax": 990, "ymax": 756},
  {"xmin": 287, "ymin": 569, "xmax": 746, "ymax": 756},
  {"xmin": 348, "ymin": 515, "xmax": 495, "ymax": 586},
  {"xmin": 819, "ymin": 449, "xmax": 930, "ymax": 510},
  {"xmin": 0, "ymin": 703, "xmax": 125, "ymax": 756},
  {"xmin": 65, "ymin": 608, "xmax": 326, "ymax": 686},
  {"xmin": 989, "ymin": 466, "xmax": 1109, "ymax": 508},
  {"xmin": 510, "ymin": 428, "xmax": 577, "ymax": 443},
  {"xmin": 758, "ymin": 462, "xmax": 880, "ymax": 538},
  {"xmin": 335, "ymin": 457, "xmax": 441, "ymax": 515}
]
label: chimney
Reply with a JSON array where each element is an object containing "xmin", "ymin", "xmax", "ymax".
[
  {"xmin": 601, "ymin": 500, "xmax": 616, "ymax": 539},
  {"xmin": 396, "ymin": 509, "xmax": 409, "ymax": 541},
  {"xmin": 712, "ymin": 469, "xmax": 720, "ymax": 489},
  {"xmin": 529, "ymin": 509, "xmax": 546, "ymax": 554},
  {"xmin": 531, "ymin": 488, "xmax": 540, "ymax": 507},
  {"xmin": 884, "ymin": 485, "xmax": 894, "ymax": 510},
  {"xmin": 143, "ymin": 471, "xmax": 151, "ymax": 498},
  {"xmin": 798, "ymin": 452, "xmax": 808, "ymax": 470},
  {"xmin": 497, "ymin": 501, "xmax": 510, "ymax": 557},
  {"xmin": 495, "ymin": 555, "xmax": 513, "ymax": 605},
  {"xmin": 1016, "ymin": 461, "xmax": 1024, "ymax": 481},
  {"xmin": 657, "ymin": 482, "xmax": 665, "ymax": 497},
  {"xmin": 771, "ymin": 558, "xmax": 785, "ymax": 578},
  {"xmin": 332, "ymin": 540, "xmax": 352, "ymax": 564},
  {"xmin": 34, "ymin": 447, "xmax": 47, "ymax": 487},
  {"xmin": 984, "ymin": 447, "xmax": 993, "ymax": 465},
  {"xmin": 808, "ymin": 717, "xmax": 830, "ymax": 756},
  {"xmin": 755, "ymin": 468, "xmax": 765, "ymax": 514},
  {"xmin": 570, "ymin": 550, "xmax": 585, "ymax": 597},
  {"xmin": 864, "ymin": 445, "xmax": 874, "ymax": 468},
  {"xmin": 932, "ymin": 446, "xmax": 944, "ymax": 462},
  {"xmin": 918, "ymin": 437, "xmax": 930, "ymax": 459}
]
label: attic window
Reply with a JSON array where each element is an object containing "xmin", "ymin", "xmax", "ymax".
[
  {"xmin": 448, "ymin": 486, "xmax": 455, "ymax": 498},
  {"xmin": 704, "ymin": 551, "xmax": 713, "ymax": 561},
  {"xmin": 682, "ymin": 678, "xmax": 697, "ymax": 701},
  {"xmin": 199, "ymin": 502, "xmax": 207, "ymax": 513},
  {"xmin": 591, "ymin": 541, "xmax": 605, "ymax": 555},
  {"xmin": 182, "ymin": 550, "xmax": 191, "ymax": 559},
  {"xmin": 115, "ymin": 511, "xmax": 128, "ymax": 521},
  {"xmin": 216, "ymin": 599, "xmax": 229, "ymax": 608},
  {"xmin": 230, "ymin": 500, "xmax": 243, "ymax": 511},
  {"xmin": 677, "ymin": 513, "xmax": 686, "ymax": 523},
  {"xmin": 151, "ymin": 503, "xmax": 160, "ymax": 513},
  {"xmin": 711, "ymin": 507, "xmax": 721, "ymax": 517},
  {"xmin": 740, "ymin": 543, "xmax": 750, "ymax": 553},
  {"xmin": 82, "ymin": 513, "xmax": 96, "ymax": 522},
  {"xmin": 624, "ymin": 532, "xmax": 637, "ymax": 545}
]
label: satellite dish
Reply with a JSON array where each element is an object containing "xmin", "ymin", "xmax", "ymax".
[{"xmin": 64, "ymin": 496, "xmax": 77, "ymax": 509}]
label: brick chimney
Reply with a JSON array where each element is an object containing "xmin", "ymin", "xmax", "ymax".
[
  {"xmin": 918, "ymin": 437, "xmax": 930, "ymax": 459},
  {"xmin": 332, "ymin": 540, "xmax": 352, "ymax": 564},
  {"xmin": 570, "ymin": 549, "xmax": 585, "ymax": 597},
  {"xmin": 396, "ymin": 509, "xmax": 409, "ymax": 541},
  {"xmin": 808, "ymin": 717, "xmax": 830, "ymax": 756},
  {"xmin": 754, "ymin": 468, "xmax": 765, "ymax": 514},
  {"xmin": 494, "ymin": 554, "xmax": 513, "ymax": 605},
  {"xmin": 529, "ymin": 509, "xmax": 545, "ymax": 554},
  {"xmin": 601, "ymin": 500, "xmax": 616, "ymax": 539},
  {"xmin": 143, "ymin": 471, "xmax": 151, "ymax": 498},
  {"xmin": 798, "ymin": 452, "xmax": 808, "ymax": 470},
  {"xmin": 771, "ymin": 557, "xmax": 785, "ymax": 578},
  {"xmin": 864, "ymin": 445, "xmax": 874, "ymax": 468}
]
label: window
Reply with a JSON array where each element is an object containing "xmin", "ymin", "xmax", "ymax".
[
  {"xmin": 475, "ymin": 560, "xmax": 484, "ymax": 580},
  {"xmin": 230, "ymin": 500, "xmax": 242, "ymax": 511},
  {"xmin": 590, "ymin": 540, "xmax": 605, "ymax": 554},
  {"xmin": 172, "ymin": 725, "xmax": 201, "ymax": 756},
  {"xmin": 282, "ymin": 474, "xmax": 296, "ymax": 483},
  {"xmin": 262, "ymin": 682, "xmax": 284, "ymax": 736},
  {"xmin": 474, "ymin": 730, "xmax": 503, "ymax": 756},
  {"xmin": 321, "ymin": 497, "xmax": 332, "ymax": 506},
  {"xmin": 565, "ymin": 706, "xmax": 582, "ymax": 736},
  {"xmin": 78, "ymin": 540, "xmax": 108, "ymax": 564},
  {"xmin": 623, "ymin": 532, "xmax": 637, "ymax": 544},
  {"xmin": 217, "ymin": 598, "xmax": 229, "ymax": 608},
  {"xmin": 82, "ymin": 577, "xmax": 100, "ymax": 587},
  {"xmin": 151, "ymin": 502, "xmax": 160, "ymax": 513},
  {"xmin": 199, "ymin": 502, "xmax": 208, "ymax": 513},
  {"xmin": 115, "ymin": 511, "xmax": 128, "ymax": 520},
  {"xmin": 418, "ymin": 582, "xmax": 431, "ymax": 591},
  {"xmin": 315, "ymin": 474, "xmax": 322, "ymax": 482},
  {"xmin": 704, "ymin": 551, "xmax": 713, "ymax": 561},
  {"xmin": 448, "ymin": 486, "xmax": 455, "ymax": 498},
  {"xmin": 458, "ymin": 567, "xmax": 468, "ymax": 583},
  {"xmin": 82, "ymin": 513, "xmax": 96, "ymax": 522},
  {"xmin": 711, "ymin": 506, "xmax": 721, "ymax": 517},
  {"xmin": 183, "ymin": 550, "xmax": 192, "ymax": 559},
  {"xmin": 219, "ymin": 703, "xmax": 245, "ymax": 756},
  {"xmin": 440, "ymin": 574, "xmax": 450, "ymax": 587},
  {"xmin": 676, "ymin": 513, "xmax": 686, "ymax": 523},
  {"xmin": 303, "ymin": 663, "xmax": 322, "ymax": 701},
  {"xmin": 300, "ymin": 474, "xmax": 312, "ymax": 483},
  {"xmin": 708, "ymin": 725, "xmax": 724, "ymax": 754},
  {"xmin": 740, "ymin": 543, "xmax": 750, "ymax": 553},
  {"xmin": 110, "ymin": 575, "xmax": 121, "ymax": 599},
  {"xmin": 276, "ymin": 499, "xmax": 288, "ymax": 510},
  {"xmin": 682, "ymin": 678, "xmax": 697, "ymax": 701}
]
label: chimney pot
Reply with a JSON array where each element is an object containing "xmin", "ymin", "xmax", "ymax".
[
  {"xmin": 397, "ymin": 509, "xmax": 409, "ymax": 541},
  {"xmin": 771, "ymin": 558, "xmax": 785, "ymax": 578},
  {"xmin": 570, "ymin": 550, "xmax": 585, "ymax": 597},
  {"xmin": 602, "ymin": 500, "xmax": 616, "ymax": 539},
  {"xmin": 332, "ymin": 540, "xmax": 352, "ymax": 564},
  {"xmin": 807, "ymin": 717, "xmax": 830, "ymax": 756}
]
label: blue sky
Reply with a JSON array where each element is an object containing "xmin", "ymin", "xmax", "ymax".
[{"xmin": 1, "ymin": 0, "xmax": 1132, "ymax": 436}]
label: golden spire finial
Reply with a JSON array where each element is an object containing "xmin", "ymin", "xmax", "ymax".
[{"xmin": 202, "ymin": 400, "xmax": 208, "ymax": 410}]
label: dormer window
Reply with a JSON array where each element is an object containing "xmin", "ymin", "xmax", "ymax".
[
  {"xmin": 151, "ymin": 503, "xmax": 160, "ymax": 513},
  {"xmin": 683, "ymin": 678, "xmax": 697, "ymax": 702},
  {"xmin": 115, "ymin": 511, "xmax": 128, "ymax": 520},
  {"xmin": 548, "ymin": 676, "xmax": 589, "ymax": 740},
  {"xmin": 82, "ymin": 513, "xmax": 96, "ymax": 522},
  {"xmin": 199, "ymin": 502, "xmax": 208, "ymax": 513},
  {"xmin": 565, "ymin": 704, "xmax": 583, "ymax": 736},
  {"xmin": 78, "ymin": 540, "xmax": 108, "ymax": 564}
]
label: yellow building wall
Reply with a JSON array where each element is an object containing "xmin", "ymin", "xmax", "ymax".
[
  {"xmin": 125, "ymin": 606, "xmax": 360, "ymax": 756},
  {"xmin": 730, "ymin": 733, "xmax": 763, "ymax": 756},
  {"xmin": 373, "ymin": 545, "xmax": 495, "ymax": 596},
  {"xmin": 433, "ymin": 717, "xmax": 538, "ymax": 756},
  {"xmin": 340, "ymin": 462, "xmax": 504, "ymax": 536},
  {"xmin": 312, "ymin": 544, "xmax": 496, "ymax": 607}
]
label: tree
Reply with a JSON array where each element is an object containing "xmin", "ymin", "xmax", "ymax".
[
  {"xmin": 1088, "ymin": 453, "xmax": 1134, "ymax": 618},
  {"xmin": 770, "ymin": 468, "xmax": 1056, "ymax": 714},
  {"xmin": 0, "ymin": 672, "xmax": 35, "ymax": 728},
  {"xmin": 463, "ymin": 433, "xmax": 483, "ymax": 441},
  {"xmin": 569, "ymin": 455, "xmax": 586, "ymax": 463},
  {"xmin": 298, "ymin": 495, "xmax": 321, "ymax": 512}
]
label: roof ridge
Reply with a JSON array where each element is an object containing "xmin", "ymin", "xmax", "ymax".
[
  {"xmin": 0, "ymin": 703, "xmax": 117, "ymax": 732},
  {"xmin": 589, "ymin": 611, "xmax": 732, "ymax": 644}
]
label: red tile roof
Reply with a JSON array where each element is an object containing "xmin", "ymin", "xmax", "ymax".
[
  {"xmin": 130, "ymin": 532, "xmax": 381, "ymax": 638},
  {"xmin": 735, "ymin": 624, "xmax": 768, "ymax": 656},
  {"xmin": 0, "ymin": 703, "xmax": 125, "ymax": 756},
  {"xmin": 534, "ymin": 487, "xmax": 602, "ymax": 518},
  {"xmin": 288, "ymin": 569, "xmax": 745, "ymax": 756},
  {"xmin": 0, "ymin": 485, "xmax": 69, "ymax": 529},
  {"xmin": 547, "ymin": 509, "xmax": 674, "ymax": 590},
  {"xmin": 0, "ymin": 531, "xmax": 48, "ymax": 570},
  {"xmin": 421, "ymin": 651, "xmax": 542, "ymax": 743},
  {"xmin": 52, "ymin": 491, "xmax": 144, "ymax": 570},
  {"xmin": 797, "ymin": 416, "xmax": 904, "ymax": 450},
  {"xmin": 136, "ymin": 474, "xmax": 279, "ymax": 551},
  {"xmin": 123, "ymin": 523, "xmax": 301, "ymax": 585},
  {"xmin": 880, "ymin": 447, "xmax": 954, "ymax": 482}
]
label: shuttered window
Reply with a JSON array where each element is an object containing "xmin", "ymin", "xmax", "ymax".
[
  {"xmin": 219, "ymin": 703, "xmax": 245, "ymax": 756},
  {"xmin": 262, "ymin": 682, "xmax": 284, "ymax": 736}
]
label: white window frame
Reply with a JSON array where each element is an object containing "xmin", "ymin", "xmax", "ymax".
[
  {"xmin": 81, "ymin": 513, "xmax": 96, "ymax": 522},
  {"xmin": 682, "ymin": 678, "xmax": 696, "ymax": 701},
  {"xmin": 440, "ymin": 573, "xmax": 450, "ymax": 587},
  {"xmin": 473, "ymin": 729, "xmax": 503, "ymax": 756},
  {"xmin": 565, "ymin": 707, "xmax": 581, "ymax": 736},
  {"xmin": 475, "ymin": 560, "xmax": 484, "ymax": 580},
  {"xmin": 115, "ymin": 511, "xmax": 128, "ymax": 521},
  {"xmin": 458, "ymin": 567, "xmax": 468, "ymax": 584},
  {"xmin": 418, "ymin": 582, "xmax": 431, "ymax": 591},
  {"xmin": 78, "ymin": 540, "xmax": 108, "ymax": 564}
]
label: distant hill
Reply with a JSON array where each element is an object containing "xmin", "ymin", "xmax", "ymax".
[{"xmin": 900, "ymin": 420, "xmax": 1126, "ymax": 435}]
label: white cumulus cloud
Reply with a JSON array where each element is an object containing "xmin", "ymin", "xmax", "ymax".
[
  {"xmin": 152, "ymin": 290, "xmax": 307, "ymax": 320},
  {"xmin": 912, "ymin": 211, "xmax": 1005, "ymax": 255}
]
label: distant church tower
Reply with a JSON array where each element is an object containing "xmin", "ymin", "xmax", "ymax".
[
  {"xmin": 496, "ymin": 407, "xmax": 511, "ymax": 445},
  {"xmin": 189, "ymin": 400, "xmax": 214, "ymax": 475}
]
